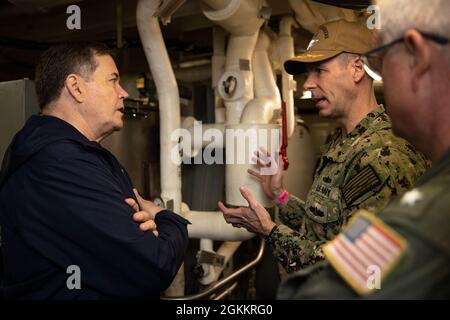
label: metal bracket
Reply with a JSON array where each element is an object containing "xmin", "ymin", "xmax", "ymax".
[{"xmin": 197, "ymin": 250, "xmax": 225, "ymax": 267}]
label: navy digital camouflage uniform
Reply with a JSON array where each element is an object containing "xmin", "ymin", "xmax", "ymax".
[
  {"xmin": 266, "ymin": 105, "xmax": 429, "ymax": 273},
  {"xmin": 277, "ymin": 147, "xmax": 450, "ymax": 299}
]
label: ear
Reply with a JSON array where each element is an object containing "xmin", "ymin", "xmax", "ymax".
[
  {"xmin": 65, "ymin": 74, "xmax": 85, "ymax": 103},
  {"xmin": 404, "ymin": 30, "xmax": 431, "ymax": 92},
  {"xmin": 352, "ymin": 56, "xmax": 366, "ymax": 83}
]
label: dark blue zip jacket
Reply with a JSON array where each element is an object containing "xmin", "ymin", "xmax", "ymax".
[{"xmin": 0, "ymin": 115, "xmax": 189, "ymax": 299}]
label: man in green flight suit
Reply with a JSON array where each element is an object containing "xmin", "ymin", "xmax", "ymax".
[
  {"xmin": 218, "ymin": 19, "xmax": 429, "ymax": 273},
  {"xmin": 277, "ymin": 0, "xmax": 450, "ymax": 299}
]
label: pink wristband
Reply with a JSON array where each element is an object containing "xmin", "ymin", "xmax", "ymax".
[{"xmin": 276, "ymin": 190, "xmax": 289, "ymax": 205}]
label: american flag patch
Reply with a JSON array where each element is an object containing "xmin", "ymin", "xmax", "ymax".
[{"xmin": 323, "ymin": 210, "xmax": 407, "ymax": 296}]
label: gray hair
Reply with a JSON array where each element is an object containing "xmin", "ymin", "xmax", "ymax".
[
  {"xmin": 337, "ymin": 53, "xmax": 374, "ymax": 82},
  {"xmin": 338, "ymin": 53, "xmax": 360, "ymax": 66},
  {"xmin": 377, "ymin": 0, "xmax": 450, "ymax": 61}
]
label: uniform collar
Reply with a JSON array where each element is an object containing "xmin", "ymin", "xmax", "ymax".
[{"xmin": 346, "ymin": 105, "xmax": 389, "ymax": 140}]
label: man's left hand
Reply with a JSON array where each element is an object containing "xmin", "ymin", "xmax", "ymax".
[{"xmin": 218, "ymin": 186, "xmax": 276, "ymax": 236}]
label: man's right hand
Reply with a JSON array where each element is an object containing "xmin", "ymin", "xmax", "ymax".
[
  {"xmin": 125, "ymin": 189, "xmax": 164, "ymax": 237},
  {"xmin": 132, "ymin": 188, "xmax": 164, "ymax": 218},
  {"xmin": 248, "ymin": 148, "xmax": 286, "ymax": 200}
]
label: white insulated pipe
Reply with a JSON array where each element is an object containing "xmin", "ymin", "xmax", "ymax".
[
  {"xmin": 252, "ymin": 30, "xmax": 281, "ymax": 104},
  {"xmin": 240, "ymin": 97, "xmax": 276, "ymax": 124},
  {"xmin": 136, "ymin": 0, "xmax": 183, "ymax": 297},
  {"xmin": 199, "ymin": 238, "xmax": 215, "ymax": 285},
  {"xmin": 288, "ymin": 0, "xmax": 357, "ymax": 35},
  {"xmin": 137, "ymin": 0, "xmax": 182, "ymax": 214},
  {"xmin": 202, "ymin": 0, "xmax": 266, "ymax": 36},
  {"xmin": 278, "ymin": 16, "xmax": 298, "ymax": 138},
  {"xmin": 185, "ymin": 210, "xmax": 255, "ymax": 241},
  {"xmin": 241, "ymin": 30, "xmax": 280, "ymax": 124}
]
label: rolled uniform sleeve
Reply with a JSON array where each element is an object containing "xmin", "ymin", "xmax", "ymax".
[
  {"xmin": 266, "ymin": 224, "xmax": 326, "ymax": 273},
  {"xmin": 269, "ymin": 194, "xmax": 326, "ymax": 272},
  {"xmin": 276, "ymin": 194, "xmax": 307, "ymax": 230}
]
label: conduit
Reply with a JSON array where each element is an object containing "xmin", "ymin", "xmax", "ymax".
[{"xmin": 136, "ymin": 0, "xmax": 183, "ymax": 297}]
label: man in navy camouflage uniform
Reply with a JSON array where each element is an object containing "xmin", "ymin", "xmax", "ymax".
[{"xmin": 218, "ymin": 19, "xmax": 429, "ymax": 273}]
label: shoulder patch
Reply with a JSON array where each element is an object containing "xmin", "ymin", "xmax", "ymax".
[
  {"xmin": 323, "ymin": 210, "xmax": 408, "ymax": 296},
  {"xmin": 342, "ymin": 165, "xmax": 381, "ymax": 207}
]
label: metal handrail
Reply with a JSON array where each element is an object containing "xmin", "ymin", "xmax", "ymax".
[
  {"xmin": 211, "ymin": 281, "xmax": 238, "ymax": 300},
  {"xmin": 161, "ymin": 238, "xmax": 265, "ymax": 300}
]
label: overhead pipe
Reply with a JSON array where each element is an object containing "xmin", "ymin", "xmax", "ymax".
[
  {"xmin": 202, "ymin": 0, "xmax": 266, "ymax": 36},
  {"xmin": 136, "ymin": 0, "xmax": 183, "ymax": 297}
]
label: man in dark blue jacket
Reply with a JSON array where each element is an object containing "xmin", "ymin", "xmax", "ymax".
[{"xmin": 0, "ymin": 42, "xmax": 190, "ymax": 299}]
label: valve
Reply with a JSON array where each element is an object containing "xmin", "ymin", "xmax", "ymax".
[{"xmin": 279, "ymin": 101, "xmax": 289, "ymax": 170}]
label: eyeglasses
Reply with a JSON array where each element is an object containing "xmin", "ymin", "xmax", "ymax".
[{"xmin": 362, "ymin": 31, "xmax": 449, "ymax": 80}]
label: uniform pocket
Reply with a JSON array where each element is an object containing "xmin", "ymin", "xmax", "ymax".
[{"xmin": 305, "ymin": 186, "xmax": 342, "ymax": 224}]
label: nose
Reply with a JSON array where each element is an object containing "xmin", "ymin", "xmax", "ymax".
[
  {"xmin": 118, "ymin": 84, "xmax": 129, "ymax": 99},
  {"xmin": 303, "ymin": 73, "xmax": 317, "ymax": 91}
]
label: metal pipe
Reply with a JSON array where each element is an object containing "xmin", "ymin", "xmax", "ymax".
[
  {"xmin": 185, "ymin": 210, "xmax": 255, "ymax": 241},
  {"xmin": 136, "ymin": 0, "xmax": 183, "ymax": 297}
]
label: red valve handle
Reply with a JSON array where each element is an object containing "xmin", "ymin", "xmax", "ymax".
[{"xmin": 280, "ymin": 101, "xmax": 289, "ymax": 171}]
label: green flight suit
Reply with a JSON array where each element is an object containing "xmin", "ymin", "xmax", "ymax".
[{"xmin": 277, "ymin": 147, "xmax": 450, "ymax": 299}]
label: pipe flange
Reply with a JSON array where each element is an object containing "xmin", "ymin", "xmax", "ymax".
[{"xmin": 218, "ymin": 70, "xmax": 245, "ymax": 101}]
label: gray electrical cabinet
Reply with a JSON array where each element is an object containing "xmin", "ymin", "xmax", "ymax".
[{"xmin": 0, "ymin": 79, "xmax": 39, "ymax": 161}]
